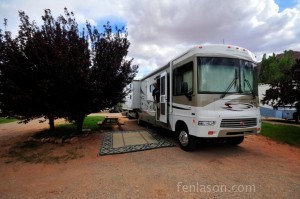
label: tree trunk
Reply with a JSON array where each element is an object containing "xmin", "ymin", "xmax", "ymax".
[{"xmin": 48, "ymin": 115, "xmax": 55, "ymax": 130}]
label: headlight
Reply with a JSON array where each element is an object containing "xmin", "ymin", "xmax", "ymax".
[{"xmin": 198, "ymin": 121, "xmax": 216, "ymax": 126}]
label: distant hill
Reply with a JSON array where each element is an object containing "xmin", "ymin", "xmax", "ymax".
[
  {"xmin": 258, "ymin": 50, "xmax": 300, "ymax": 77},
  {"xmin": 276, "ymin": 51, "xmax": 300, "ymax": 59}
]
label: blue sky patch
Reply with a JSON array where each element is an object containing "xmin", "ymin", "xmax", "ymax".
[
  {"xmin": 94, "ymin": 17, "xmax": 127, "ymax": 33},
  {"xmin": 77, "ymin": 16, "xmax": 126, "ymax": 35},
  {"xmin": 275, "ymin": 0, "xmax": 298, "ymax": 11}
]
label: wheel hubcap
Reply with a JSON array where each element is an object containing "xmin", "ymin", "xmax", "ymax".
[{"xmin": 179, "ymin": 130, "xmax": 189, "ymax": 147}]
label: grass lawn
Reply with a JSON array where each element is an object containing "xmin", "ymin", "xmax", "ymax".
[
  {"xmin": 0, "ymin": 117, "xmax": 19, "ymax": 124},
  {"xmin": 82, "ymin": 115, "xmax": 105, "ymax": 130},
  {"xmin": 34, "ymin": 115, "xmax": 105, "ymax": 139},
  {"xmin": 261, "ymin": 122, "xmax": 300, "ymax": 147},
  {"xmin": 57, "ymin": 115, "xmax": 105, "ymax": 131}
]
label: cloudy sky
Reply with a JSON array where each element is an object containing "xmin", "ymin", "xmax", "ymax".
[{"xmin": 1, "ymin": 0, "xmax": 299, "ymax": 79}]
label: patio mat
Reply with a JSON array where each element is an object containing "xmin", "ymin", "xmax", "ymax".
[{"xmin": 99, "ymin": 130, "xmax": 175, "ymax": 155}]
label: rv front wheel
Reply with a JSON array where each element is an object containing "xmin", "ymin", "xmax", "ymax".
[{"xmin": 177, "ymin": 126, "xmax": 197, "ymax": 151}]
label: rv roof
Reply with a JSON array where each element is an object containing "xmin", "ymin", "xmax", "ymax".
[
  {"xmin": 174, "ymin": 44, "xmax": 257, "ymax": 64},
  {"xmin": 140, "ymin": 44, "xmax": 257, "ymax": 80}
]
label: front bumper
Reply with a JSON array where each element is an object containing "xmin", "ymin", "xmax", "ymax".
[{"xmin": 218, "ymin": 127, "xmax": 258, "ymax": 137}]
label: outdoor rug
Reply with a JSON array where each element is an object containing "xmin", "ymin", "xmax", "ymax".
[{"xmin": 99, "ymin": 130, "xmax": 175, "ymax": 155}]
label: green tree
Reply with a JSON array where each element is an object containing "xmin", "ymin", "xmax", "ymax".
[
  {"xmin": 0, "ymin": 24, "xmax": 42, "ymax": 121},
  {"xmin": 0, "ymin": 8, "xmax": 90, "ymax": 131},
  {"xmin": 88, "ymin": 22, "xmax": 138, "ymax": 111},
  {"xmin": 0, "ymin": 8, "xmax": 138, "ymax": 133},
  {"xmin": 259, "ymin": 50, "xmax": 300, "ymax": 120}
]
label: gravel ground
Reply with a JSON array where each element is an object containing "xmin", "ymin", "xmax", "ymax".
[{"xmin": 0, "ymin": 116, "xmax": 299, "ymax": 199}]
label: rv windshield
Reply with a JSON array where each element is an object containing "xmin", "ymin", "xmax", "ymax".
[{"xmin": 197, "ymin": 57, "xmax": 257, "ymax": 94}]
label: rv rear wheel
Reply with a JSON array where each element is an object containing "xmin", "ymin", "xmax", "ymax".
[{"xmin": 177, "ymin": 126, "xmax": 197, "ymax": 151}]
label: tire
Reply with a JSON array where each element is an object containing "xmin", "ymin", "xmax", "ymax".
[
  {"xmin": 226, "ymin": 136, "xmax": 244, "ymax": 145},
  {"xmin": 177, "ymin": 125, "xmax": 197, "ymax": 151}
]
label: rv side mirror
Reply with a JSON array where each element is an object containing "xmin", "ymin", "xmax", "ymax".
[{"xmin": 181, "ymin": 82, "xmax": 188, "ymax": 94}]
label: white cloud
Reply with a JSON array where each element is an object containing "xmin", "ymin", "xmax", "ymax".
[
  {"xmin": 1, "ymin": 0, "xmax": 299, "ymax": 78},
  {"xmin": 124, "ymin": 0, "xmax": 299, "ymax": 61}
]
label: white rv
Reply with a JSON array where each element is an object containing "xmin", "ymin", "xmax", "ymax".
[{"xmin": 136, "ymin": 44, "xmax": 261, "ymax": 151}]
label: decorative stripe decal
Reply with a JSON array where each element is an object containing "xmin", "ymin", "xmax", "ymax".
[{"xmin": 172, "ymin": 105, "xmax": 191, "ymax": 110}]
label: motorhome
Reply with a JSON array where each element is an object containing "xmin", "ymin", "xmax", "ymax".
[{"xmin": 129, "ymin": 44, "xmax": 261, "ymax": 151}]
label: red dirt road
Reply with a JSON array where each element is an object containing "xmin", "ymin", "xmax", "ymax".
[{"xmin": 0, "ymin": 118, "xmax": 299, "ymax": 198}]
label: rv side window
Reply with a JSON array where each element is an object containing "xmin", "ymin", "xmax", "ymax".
[
  {"xmin": 149, "ymin": 85, "xmax": 153, "ymax": 93},
  {"xmin": 173, "ymin": 61, "xmax": 193, "ymax": 96}
]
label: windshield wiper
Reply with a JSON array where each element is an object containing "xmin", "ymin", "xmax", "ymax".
[
  {"xmin": 243, "ymin": 71, "xmax": 255, "ymax": 99},
  {"xmin": 221, "ymin": 68, "xmax": 238, "ymax": 98}
]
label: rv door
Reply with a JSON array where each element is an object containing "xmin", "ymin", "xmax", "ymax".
[{"xmin": 160, "ymin": 72, "xmax": 167, "ymax": 123}]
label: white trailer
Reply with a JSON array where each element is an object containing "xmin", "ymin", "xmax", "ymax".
[
  {"xmin": 122, "ymin": 80, "xmax": 141, "ymax": 118},
  {"xmin": 136, "ymin": 44, "xmax": 261, "ymax": 151}
]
